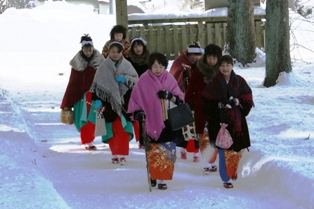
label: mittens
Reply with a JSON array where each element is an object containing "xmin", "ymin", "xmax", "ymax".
[
  {"xmin": 157, "ymin": 90, "xmax": 174, "ymax": 100},
  {"xmin": 115, "ymin": 76, "xmax": 127, "ymax": 83}
]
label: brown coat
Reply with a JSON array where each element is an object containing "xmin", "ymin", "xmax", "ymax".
[{"xmin": 185, "ymin": 59, "xmax": 219, "ymax": 133}]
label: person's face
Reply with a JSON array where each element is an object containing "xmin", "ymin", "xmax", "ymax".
[
  {"xmin": 82, "ymin": 46, "xmax": 94, "ymax": 57},
  {"xmin": 108, "ymin": 46, "xmax": 122, "ymax": 61},
  {"xmin": 151, "ymin": 60, "xmax": 165, "ymax": 77},
  {"xmin": 219, "ymin": 61, "xmax": 233, "ymax": 80},
  {"xmin": 133, "ymin": 43, "xmax": 144, "ymax": 55},
  {"xmin": 188, "ymin": 54, "xmax": 202, "ymax": 63},
  {"xmin": 114, "ymin": 33, "xmax": 123, "ymax": 41},
  {"xmin": 206, "ymin": 55, "xmax": 218, "ymax": 67}
]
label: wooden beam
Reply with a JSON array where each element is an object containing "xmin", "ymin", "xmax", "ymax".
[
  {"xmin": 128, "ymin": 15, "xmax": 266, "ymax": 25},
  {"xmin": 115, "ymin": 0, "xmax": 128, "ymax": 30}
]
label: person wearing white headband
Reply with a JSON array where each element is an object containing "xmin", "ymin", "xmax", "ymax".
[
  {"xmin": 60, "ymin": 34, "xmax": 105, "ymax": 151},
  {"xmin": 90, "ymin": 39, "xmax": 138, "ymax": 165},
  {"xmin": 170, "ymin": 42, "xmax": 204, "ymax": 93},
  {"xmin": 128, "ymin": 37, "xmax": 150, "ymax": 77},
  {"xmin": 169, "ymin": 42, "xmax": 203, "ymax": 163}
]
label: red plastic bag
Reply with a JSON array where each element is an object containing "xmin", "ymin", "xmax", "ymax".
[{"xmin": 215, "ymin": 123, "xmax": 233, "ymax": 149}]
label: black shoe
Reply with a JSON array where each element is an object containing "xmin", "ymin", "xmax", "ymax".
[
  {"xmin": 158, "ymin": 183, "xmax": 167, "ymax": 190},
  {"xmin": 150, "ymin": 179, "xmax": 157, "ymax": 187}
]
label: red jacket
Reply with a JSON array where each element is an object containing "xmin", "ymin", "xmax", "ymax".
[
  {"xmin": 60, "ymin": 66, "xmax": 96, "ymax": 108},
  {"xmin": 169, "ymin": 50, "xmax": 195, "ymax": 92},
  {"xmin": 185, "ymin": 67, "xmax": 207, "ymax": 134}
]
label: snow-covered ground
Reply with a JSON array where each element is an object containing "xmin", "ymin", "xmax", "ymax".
[{"xmin": 0, "ymin": 2, "xmax": 313, "ymax": 209}]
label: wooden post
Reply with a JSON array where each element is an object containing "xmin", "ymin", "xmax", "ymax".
[
  {"xmin": 161, "ymin": 99, "xmax": 168, "ymax": 121},
  {"xmin": 198, "ymin": 21, "xmax": 204, "ymax": 48},
  {"xmin": 115, "ymin": 0, "xmax": 128, "ymax": 38}
]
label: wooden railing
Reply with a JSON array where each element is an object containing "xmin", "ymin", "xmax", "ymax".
[{"xmin": 128, "ymin": 14, "xmax": 265, "ymax": 60}]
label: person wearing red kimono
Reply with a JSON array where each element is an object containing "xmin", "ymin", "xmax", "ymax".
[
  {"xmin": 169, "ymin": 42, "xmax": 203, "ymax": 162},
  {"xmin": 60, "ymin": 34, "xmax": 104, "ymax": 150}
]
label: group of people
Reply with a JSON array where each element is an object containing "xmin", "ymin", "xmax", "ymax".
[{"xmin": 60, "ymin": 24, "xmax": 254, "ymax": 190}]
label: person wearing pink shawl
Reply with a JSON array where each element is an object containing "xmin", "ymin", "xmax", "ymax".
[{"xmin": 128, "ymin": 52, "xmax": 184, "ymax": 190}]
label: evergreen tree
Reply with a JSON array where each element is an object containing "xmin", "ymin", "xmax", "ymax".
[{"xmin": 226, "ymin": 0, "xmax": 257, "ymax": 66}]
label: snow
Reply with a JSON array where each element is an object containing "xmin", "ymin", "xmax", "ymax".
[
  {"xmin": 0, "ymin": 2, "xmax": 314, "ymax": 209},
  {"xmin": 129, "ymin": 6, "xmax": 265, "ymax": 20}
]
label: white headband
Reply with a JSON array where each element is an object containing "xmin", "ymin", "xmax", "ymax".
[
  {"xmin": 187, "ymin": 47, "xmax": 204, "ymax": 54},
  {"xmin": 108, "ymin": 41, "xmax": 125, "ymax": 50},
  {"xmin": 81, "ymin": 40, "xmax": 93, "ymax": 47},
  {"xmin": 131, "ymin": 37, "xmax": 147, "ymax": 45}
]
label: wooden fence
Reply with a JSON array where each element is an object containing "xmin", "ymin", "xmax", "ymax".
[{"xmin": 128, "ymin": 15, "xmax": 265, "ymax": 60}]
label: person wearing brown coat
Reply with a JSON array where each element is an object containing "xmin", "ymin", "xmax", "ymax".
[{"xmin": 185, "ymin": 44, "xmax": 222, "ymax": 172}]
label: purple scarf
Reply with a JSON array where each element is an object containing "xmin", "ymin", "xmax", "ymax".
[{"xmin": 128, "ymin": 70, "xmax": 183, "ymax": 140}]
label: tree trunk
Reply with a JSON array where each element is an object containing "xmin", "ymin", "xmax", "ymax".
[
  {"xmin": 115, "ymin": 0, "xmax": 128, "ymax": 33},
  {"xmin": 264, "ymin": 0, "xmax": 292, "ymax": 87},
  {"xmin": 227, "ymin": 0, "xmax": 256, "ymax": 66}
]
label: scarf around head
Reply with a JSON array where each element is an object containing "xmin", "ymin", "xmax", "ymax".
[
  {"xmin": 127, "ymin": 70, "xmax": 184, "ymax": 141},
  {"xmin": 202, "ymin": 70, "xmax": 254, "ymax": 135},
  {"xmin": 197, "ymin": 58, "xmax": 219, "ymax": 83},
  {"xmin": 91, "ymin": 56, "xmax": 138, "ymax": 114},
  {"xmin": 69, "ymin": 49, "xmax": 104, "ymax": 71}
]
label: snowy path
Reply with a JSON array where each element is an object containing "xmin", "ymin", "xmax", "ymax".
[{"xmin": 1, "ymin": 88, "xmax": 311, "ymax": 209}]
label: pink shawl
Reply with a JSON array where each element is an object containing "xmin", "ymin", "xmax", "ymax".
[{"xmin": 128, "ymin": 70, "xmax": 184, "ymax": 141}]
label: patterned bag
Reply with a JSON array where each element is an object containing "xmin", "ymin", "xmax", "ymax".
[
  {"xmin": 215, "ymin": 123, "xmax": 233, "ymax": 149},
  {"xmin": 60, "ymin": 109, "xmax": 74, "ymax": 125},
  {"xmin": 181, "ymin": 122, "xmax": 197, "ymax": 141}
]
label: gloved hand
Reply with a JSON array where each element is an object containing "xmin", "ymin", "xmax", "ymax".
[
  {"xmin": 135, "ymin": 111, "xmax": 145, "ymax": 121},
  {"xmin": 218, "ymin": 102, "xmax": 225, "ymax": 109},
  {"xmin": 157, "ymin": 90, "xmax": 174, "ymax": 100},
  {"xmin": 228, "ymin": 96, "xmax": 240, "ymax": 108},
  {"xmin": 95, "ymin": 100, "xmax": 102, "ymax": 109},
  {"xmin": 115, "ymin": 76, "xmax": 127, "ymax": 83}
]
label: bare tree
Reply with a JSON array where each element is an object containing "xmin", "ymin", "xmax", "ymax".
[
  {"xmin": 227, "ymin": 0, "xmax": 256, "ymax": 66},
  {"xmin": 264, "ymin": 0, "xmax": 292, "ymax": 87}
]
